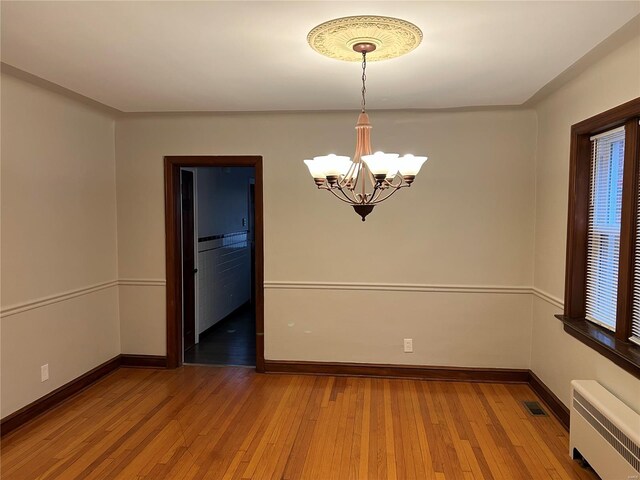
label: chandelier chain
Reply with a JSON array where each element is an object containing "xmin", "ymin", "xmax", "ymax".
[{"xmin": 361, "ymin": 52, "xmax": 367, "ymax": 113}]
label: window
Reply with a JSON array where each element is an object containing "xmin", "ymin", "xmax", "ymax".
[
  {"xmin": 586, "ymin": 128, "xmax": 624, "ymax": 331},
  {"xmin": 562, "ymin": 98, "xmax": 640, "ymax": 377}
]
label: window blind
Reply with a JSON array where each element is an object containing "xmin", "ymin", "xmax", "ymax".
[
  {"xmin": 585, "ymin": 127, "xmax": 625, "ymax": 331},
  {"xmin": 632, "ymin": 134, "xmax": 640, "ymax": 345}
]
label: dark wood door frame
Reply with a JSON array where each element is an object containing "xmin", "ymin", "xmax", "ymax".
[
  {"xmin": 181, "ymin": 170, "xmax": 196, "ymax": 351},
  {"xmin": 164, "ymin": 156, "xmax": 264, "ymax": 372}
]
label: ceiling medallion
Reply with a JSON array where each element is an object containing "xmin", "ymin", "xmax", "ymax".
[
  {"xmin": 303, "ymin": 16, "xmax": 427, "ymax": 221},
  {"xmin": 307, "ymin": 15, "xmax": 423, "ymax": 62}
]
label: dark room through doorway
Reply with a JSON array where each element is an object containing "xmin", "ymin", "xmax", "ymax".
[{"xmin": 180, "ymin": 166, "xmax": 256, "ymax": 366}]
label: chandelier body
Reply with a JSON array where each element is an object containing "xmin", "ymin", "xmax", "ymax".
[
  {"xmin": 308, "ymin": 112, "xmax": 425, "ymax": 221},
  {"xmin": 303, "ymin": 18, "xmax": 428, "ymax": 221}
]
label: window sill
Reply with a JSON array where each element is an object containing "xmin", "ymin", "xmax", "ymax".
[{"xmin": 555, "ymin": 315, "xmax": 640, "ymax": 379}]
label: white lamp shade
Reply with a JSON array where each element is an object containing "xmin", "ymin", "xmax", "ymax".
[
  {"xmin": 313, "ymin": 154, "xmax": 351, "ymax": 176},
  {"xmin": 397, "ymin": 154, "xmax": 428, "ymax": 176},
  {"xmin": 303, "ymin": 159, "xmax": 325, "ymax": 179},
  {"xmin": 362, "ymin": 152, "xmax": 399, "ymax": 175}
]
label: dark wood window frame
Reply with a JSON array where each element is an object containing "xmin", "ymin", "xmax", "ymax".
[
  {"xmin": 164, "ymin": 156, "xmax": 265, "ymax": 371},
  {"xmin": 558, "ymin": 97, "xmax": 640, "ymax": 379}
]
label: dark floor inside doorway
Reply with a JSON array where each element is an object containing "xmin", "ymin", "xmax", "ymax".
[{"xmin": 184, "ymin": 302, "xmax": 256, "ymax": 366}]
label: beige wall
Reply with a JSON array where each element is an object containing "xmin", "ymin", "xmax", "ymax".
[
  {"xmin": 116, "ymin": 109, "xmax": 537, "ymax": 366},
  {"xmin": 531, "ymin": 28, "xmax": 640, "ymax": 410},
  {"xmin": 0, "ymin": 72, "xmax": 120, "ymax": 417}
]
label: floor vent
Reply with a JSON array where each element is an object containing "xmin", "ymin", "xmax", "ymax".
[{"xmin": 524, "ymin": 401, "xmax": 547, "ymax": 416}]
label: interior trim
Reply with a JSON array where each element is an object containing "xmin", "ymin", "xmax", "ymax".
[
  {"xmin": 265, "ymin": 281, "xmax": 531, "ymax": 294},
  {"xmin": 0, "ymin": 279, "xmax": 169, "ymax": 318},
  {"xmin": 528, "ymin": 370, "xmax": 570, "ymax": 430},
  {"xmin": 0, "ymin": 280, "xmax": 118, "ymax": 318},
  {"xmin": 555, "ymin": 315, "xmax": 640, "ymax": 380},
  {"xmin": 264, "ymin": 359, "xmax": 530, "ymax": 383},
  {"xmin": 531, "ymin": 288, "xmax": 564, "ymax": 309},
  {"xmin": 1, "ymin": 355, "xmax": 121, "ymax": 437},
  {"xmin": 120, "ymin": 354, "xmax": 167, "ymax": 368},
  {"xmin": 119, "ymin": 279, "xmax": 167, "ymax": 286},
  {"xmin": 164, "ymin": 155, "xmax": 265, "ymax": 372},
  {"xmin": 0, "ymin": 354, "xmax": 167, "ymax": 437},
  {"xmin": 122, "ymin": 279, "xmax": 538, "ymax": 294},
  {"xmin": 1, "ymin": 280, "xmax": 557, "ymax": 319}
]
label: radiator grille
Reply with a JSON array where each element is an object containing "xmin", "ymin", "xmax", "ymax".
[{"xmin": 573, "ymin": 391, "xmax": 640, "ymax": 472}]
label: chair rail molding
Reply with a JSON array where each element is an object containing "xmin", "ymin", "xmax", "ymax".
[
  {"xmin": 1, "ymin": 279, "xmax": 169, "ymax": 318},
  {"xmin": 265, "ymin": 280, "xmax": 532, "ymax": 295},
  {"xmin": 118, "ymin": 279, "xmax": 167, "ymax": 286},
  {"xmin": 0, "ymin": 280, "xmax": 119, "ymax": 318},
  {"xmin": 2, "ymin": 280, "xmax": 562, "ymax": 318},
  {"xmin": 531, "ymin": 287, "xmax": 564, "ymax": 309}
]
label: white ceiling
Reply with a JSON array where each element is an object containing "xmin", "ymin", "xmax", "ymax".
[{"xmin": 1, "ymin": 1, "xmax": 638, "ymax": 112}]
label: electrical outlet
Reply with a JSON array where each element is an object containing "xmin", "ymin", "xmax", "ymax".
[
  {"xmin": 242, "ymin": 217, "xmax": 247, "ymax": 227},
  {"xmin": 403, "ymin": 338, "xmax": 413, "ymax": 353},
  {"xmin": 41, "ymin": 364, "xmax": 49, "ymax": 382}
]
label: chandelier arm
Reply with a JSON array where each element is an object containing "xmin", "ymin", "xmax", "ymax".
[
  {"xmin": 329, "ymin": 186, "xmax": 357, "ymax": 204},
  {"xmin": 365, "ymin": 168, "xmax": 376, "ymax": 188},
  {"xmin": 369, "ymin": 185, "xmax": 387, "ymax": 203},
  {"xmin": 370, "ymin": 185, "xmax": 403, "ymax": 205},
  {"xmin": 370, "ymin": 182, "xmax": 399, "ymax": 203},
  {"xmin": 340, "ymin": 170, "xmax": 360, "ymax": 189},
  {"xmin": 338, "ymin": 185, "xmax": 359, "ymax": 203},
  {"xmin": 343, "ymin": 160, "xmax": 363, "ymax": 189},
  {"xmin": 336, "ymin": 177, "xmax": 351, "ymax": 189},
  {"xmin": 369, "ymin": 183, "xmax": 385, "ymax": 203},
  {"xmin": 342, "ymin": 168, "xmax": 354, "ymax": 185},
  {"xmin": 384, "ymin": 176, "xmax": 405, "ymax": 189}
]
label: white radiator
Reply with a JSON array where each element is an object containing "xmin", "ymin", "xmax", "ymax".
[{"xmin": 570, "ymin": 380, "xmax": 640, "ymax": 480}]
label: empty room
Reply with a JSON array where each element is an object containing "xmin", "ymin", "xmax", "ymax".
[{"xmin": 1, "ymin": 1, "xmax": 639, "ymax": 479}]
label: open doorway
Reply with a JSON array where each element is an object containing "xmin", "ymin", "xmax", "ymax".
[
  {"xmin": 164, "ymin": 156, "xmax": 264, "ymax": 371},
  {"xmin": 181, "ymin": 166, "xmax": 255, "ymax": 366}
]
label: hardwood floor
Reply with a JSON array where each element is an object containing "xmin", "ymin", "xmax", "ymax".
[{"xmin": 1, "ymin": 366, "xmax": 597, "ymax": 480}]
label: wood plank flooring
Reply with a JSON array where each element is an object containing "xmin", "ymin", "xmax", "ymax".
[{"xmin": 1, "ymin": 366, "xmax": 598, "ymax": 480}]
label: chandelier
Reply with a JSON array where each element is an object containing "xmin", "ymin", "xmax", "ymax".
[{"xmin": 303, "ymin": 16, "xmax": 428, "ymax": 221}]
